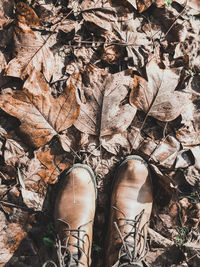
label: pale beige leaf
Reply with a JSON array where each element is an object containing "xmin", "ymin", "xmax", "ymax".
[
  {"xmin": 5, "ymin": 31, "xmax": 54, "ymax": 81},
  {"xmin": 21, "ymin": 188, "xmax": 44, "ymax": 211},
  {"xmin": 150, "ymin": 136, "xmax": 180, "ymax": 168},
  {"xmin": 100, "ymin": 132, "xmax": 131, "ymax": 155},
  {"xmin": 130, "ymin": 60, "xmax": 188, "ymax": 122},
  {"xmin": 0, "ymin": 69, "xmax": 80, "ymax": 148},
  {"xmin": 73, "ymin": 65, "xmax": 137, "ymax": 137}
]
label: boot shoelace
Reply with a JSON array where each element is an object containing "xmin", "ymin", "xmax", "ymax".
[
  {"xmin": 113, "ymin": 209, "xmax": 148, "ymax": 267},
  {"xmin": 56, "ymin": 220, "xmax": 92, "ymax": 267}
]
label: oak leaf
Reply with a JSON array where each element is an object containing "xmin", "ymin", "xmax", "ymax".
[
  {"xmin": 0, "ymin": 70, "xmax": 80, "ymax": 149},
  {"xmin": 130, "ymin": 60, "xmax": 188, "ymax": 122},
  {"xmin": 73, "ymin": 65, "xmax": 137, "ymax": 137}
]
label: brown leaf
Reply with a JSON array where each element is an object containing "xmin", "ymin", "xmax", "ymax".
[
  {"xmin": 15, "ymin": 2, "xmax": 41, "ymax": 27},
  {"xmin": 0, "ymin": 219, "xmax": 27, "ymax": 265},
  {"xmin": 0, "ymin": 69, "xmax": 80, "ymax": 149},
  {"xmin": 130, "ymin": 60, "xmax": 188, "ymax": 122},
  {"xmin": 73, "ymin": 65, "xmax": 137, "ymax": 137},
  {"xmin": 136, "ymin": 0, "xmax": 153, "ymax": 13},
  {"xmin": 36, "ymin": 147, "xmax": 71, "ymax": 184}
]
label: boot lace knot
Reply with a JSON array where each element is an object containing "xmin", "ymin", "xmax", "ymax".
[
  {"xmin": 56, "ymin": 220, "xmax": 92, "ymax": 267},
  {"xmin": 113, "ymin": 209, "xmax": 148, "ymax": 267}
]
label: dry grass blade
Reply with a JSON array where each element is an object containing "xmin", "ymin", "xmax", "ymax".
[{"xmin": 17, "ymin": 167, "xmax": 25, "ymax": 189}]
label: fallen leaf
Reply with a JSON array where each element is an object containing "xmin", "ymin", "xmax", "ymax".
[
  {"xmin": 4, "ymin": 138, "xmax": 28, "ymax": 167},
  {"xmin": 175, "ymin": 150, "xmax": 193, "ymax": 169},
  {"xmin": 0, "ymin": 69, "xmax": 80, "ymax": 149},
  {"xmin": 130, "ymin": 59, "xmax": 188, "ymax": 122},
  {"xmin": 73, "ymin": 65, "xmax": 137, "ymax": 137},
  {"xmin": 190, "ymin": 146, "xmax": 200, "ymax": 170},
  {"xmin": 0, "ymin": 220, "xmax": 27, "ymax": 265},
  {"xmin": 0, "ymin": 0, "xmax": 14, "ymax": 20},
  {"xmin": 176, "ymin": 98, "xmax": 200, "ymax": 147},
  {"xmin": 149, "ymin": 136, "xmax": 180, "ymax": 168},
  {"xmin": 15, "ymin": 2, "xmax": 41, "ymax": 27},
  {"xmin": 5, "ymin": 30, "xmax": 54, "ymax": 81},
  {"xmin": 184, "ymin": 165, "xmax": 200, "ymax": 187},
  {"xmin": 100, "ymin": 132, "xmax": 131, "ymax": 155},
  {"xmin": 5, "ymin": 3, "xmax": 52, "ymax": 81},
  {"xmin": 21, "ymin": 188, "xmax": 44, "ymax": 211},
  {"xmin": 36, "ymin": 146, "xmax": 71, "ymax": 184},
  {"xmin": 126, "ymin": 0, "xmax": 137, "ymax": 9},
  {"xmin": 136, "ymin": 0, "xmax": 153, "ymax": 12},
  {"xmin": 0, "ymin": 51, "xmax": 7, "ymax": 72}
]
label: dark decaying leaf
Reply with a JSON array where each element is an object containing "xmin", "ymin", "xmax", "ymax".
[
  {"xmin": 0, "ymin": 69, "xmax": 80, "ymax": 149},
  {"xmin": 73, "ymin": 65, "xmax": 137, "ymax": 137},
  {"xmin": 130, "ymin": 59, "xmax": 188, "ymax": 122}
]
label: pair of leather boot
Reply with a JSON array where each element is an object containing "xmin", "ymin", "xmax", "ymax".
[{"xmin": 54, "ymin": 156, "xmax": 153, "ymax": 267}]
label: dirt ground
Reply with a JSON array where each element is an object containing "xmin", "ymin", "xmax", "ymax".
[{"xmin": 0, "ymin": 0, "xmax": 200, "ymax": 266}]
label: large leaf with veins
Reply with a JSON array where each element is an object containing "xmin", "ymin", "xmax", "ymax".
[
  {"xmin": 0, "ymin": 69, "xmax": 80, "ymax": 148},
  {"xmin": 73, "ymin": 65, "xmax": 137, "ymax": 137}
]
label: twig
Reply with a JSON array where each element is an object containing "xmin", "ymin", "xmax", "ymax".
[
  {"xmin": 148, "ymin": 228, "xmax": 174, "ymax": 247},
  {"xmin": 163, "ymin": 0, "xmax": 187, "ymax": 40}
]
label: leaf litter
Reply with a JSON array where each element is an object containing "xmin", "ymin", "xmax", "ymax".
[{"xmin": 0, "ymin": 0, "xmax": 200, "ymax": 266}]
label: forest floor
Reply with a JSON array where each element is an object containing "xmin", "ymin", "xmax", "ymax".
[{"xmin": 0, "ymin": 0, "xmax": 200, "ymax": 266}]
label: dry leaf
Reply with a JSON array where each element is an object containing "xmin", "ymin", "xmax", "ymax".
[
  {"xmin": 5, "ymin": 3, "xmax": 52, "ymax": 81},
  {"xmin": 0, "ymin": 69, "xmax": 80, "ymax": 149},
  {"xmin": 73, "ymin": 65, "xmax": 137, "ymax": 137},
  {"xmin": 0, "ymin": 0, "xmax": 14, "ymax": 20},
  {"xmin": 36, "ymin": 147, "xmax": 71, "ymax": 184},
  {"xmin": 184, "ymin": 165, "xmax": 200, "ymax": 186},
  {"xmin": 190, "ymin": 146, "xmax": 200, "ymax": 170},
  {"xmin": 5, "ymin": 31, "xmax": 54, "ymax": 81},
  {"xmin": 15, "ymin": 2, "xmax": 41, "ymax": 27},
  {"xmin": 130, "ymin": 60, "xmax": 188, "ymax": 122},
  {"xmin": 0, "ymin": 220, "xmax": 27, "ymax": 265},
  {"xmin": 136, "ymin": 0, "xmax": 153, "ymax": 12},
  {"xmin": 100, "ymin": 132, "xmax": 131, "ymax": 155},
  {"xmin": 21, "ymin": 188, "xmax": 44, "ymax": 211},
  {"xmin": 149, "ymin": 136, "xmax": 180, "ymax": 168},
  {"xmin": 175, "ymin": 150, "xmax": 193, "ymax": 169}
]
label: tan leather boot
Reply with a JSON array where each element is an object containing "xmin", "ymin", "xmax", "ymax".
[
  {"xmin": 54, "ymin": 164, "xmax": 97, "ymax": 267},
  {"xmin": 105, "ymin": 155, "xmax": 153, "ymax": 267}
]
